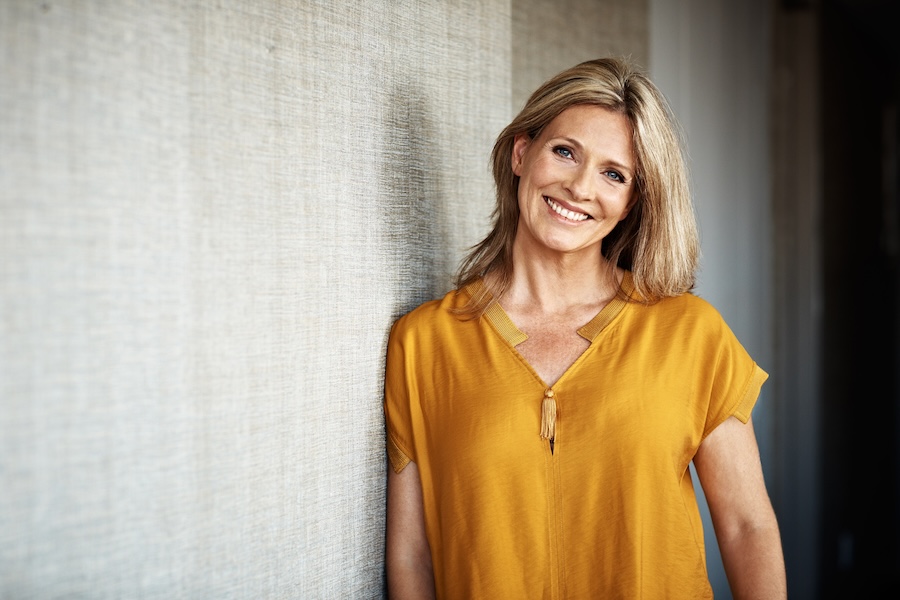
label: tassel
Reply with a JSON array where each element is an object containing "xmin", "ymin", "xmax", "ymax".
[{"xmin": 540, "ymin": 388, "xmax": 557, "ymax": 440}]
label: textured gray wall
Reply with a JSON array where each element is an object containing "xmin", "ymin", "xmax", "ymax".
[
  {"xmin": 512, "ymin": 0, "xmax": 648, "ymax": 110},
  {"xmin": 1, "ymin": 1, "xmax": 511, "ymax": 597}
]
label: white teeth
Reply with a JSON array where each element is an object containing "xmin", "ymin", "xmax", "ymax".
[{"xmin": 546, "ymin": 198, "xmax": 589, "ymax": 222}]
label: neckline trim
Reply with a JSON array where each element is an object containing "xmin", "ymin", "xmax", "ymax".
[{"xmin": 468, "ymin": 271, "xmax": 635, "ymax": 346}]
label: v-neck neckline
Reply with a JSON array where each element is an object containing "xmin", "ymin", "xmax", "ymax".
[
  {"xmin": 470, "ymin": 271, "xmax": 635, "ymax": 347},
  {"xmin": 466, "ymin": 272, "xmax": 635, "ymax": 444}
]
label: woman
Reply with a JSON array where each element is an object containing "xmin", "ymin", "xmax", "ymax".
[{"xmin": 384, "ymin": 57, "xmax": 786, "ymax": 599}]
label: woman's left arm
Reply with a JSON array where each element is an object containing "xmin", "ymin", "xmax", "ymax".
[{"xmin": 693, "ymin": 416, "xmax": 787, "ymax": 600}]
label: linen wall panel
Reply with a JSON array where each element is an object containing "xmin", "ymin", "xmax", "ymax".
[
  {"xmin": 0, "ymin": 1, "xmax": 511, "ymax": 597},
  {"xmin": 511, "ymin": 0, "xmax": 648, "ymax": 111}
]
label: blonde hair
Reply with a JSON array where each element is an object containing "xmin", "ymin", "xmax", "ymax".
[{"xmin": 455, "ymin": 56, "xmax": 699, "ymax": 314}]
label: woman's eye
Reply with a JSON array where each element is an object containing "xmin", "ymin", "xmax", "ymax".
[
  {"xmin": 605, "ymin": 170, "xmax": 625, "ymax": 183},
  {"xmin": 553, "ymin": 146, "xmax": 573, "ymax": 159}
]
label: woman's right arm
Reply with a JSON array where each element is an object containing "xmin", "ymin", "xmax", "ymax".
[{"xmin": 386, "ymin": 461, "xmax": 436, "ymax": 599}]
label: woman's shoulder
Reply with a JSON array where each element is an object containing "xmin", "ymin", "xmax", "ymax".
[
  {"xmin": 628, "ymin": 291, "xmax": 747, "ymax": 356},
  {"xmin": 664, "ymin": 290, "xmax": 718, "ymax": 312},
  {"xmin": 638, "ymin": 289, "xmax": 728, "ymax": 327}
]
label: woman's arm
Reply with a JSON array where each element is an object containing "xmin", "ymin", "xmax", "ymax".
[
  {"xmin": 693, "ymin": 416, "xmax": 787, "ymax": 599},
  {"xmin": 385, "ymin": 461, "xmax": 436, "ymax": 600}
]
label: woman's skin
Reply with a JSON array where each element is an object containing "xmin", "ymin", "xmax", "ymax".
[{"xmin": 386, "ymin": 463, "xmax": 435, "ymax": 599}]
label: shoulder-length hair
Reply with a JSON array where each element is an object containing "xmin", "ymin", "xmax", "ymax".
[{"xmin": 455, "ymin": 56, "xmax": 699, "ymax": 315}]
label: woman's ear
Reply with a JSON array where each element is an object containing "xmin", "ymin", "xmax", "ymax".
[{"xmin": 511, "ymin": 134, "xmax": 530, "ymax": 176}]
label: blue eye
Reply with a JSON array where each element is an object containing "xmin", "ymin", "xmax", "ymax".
[
  {"xmin": 605, "ymin": 170, "xmax": 625, "ymax": 183},
  {"xmin": 553, "ymin": 146, "xmax": 573, "ymax": 159}
]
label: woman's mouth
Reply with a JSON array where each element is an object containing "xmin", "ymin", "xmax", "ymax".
[{"xmin": 545, "ymin": 197, "xmax": 590, "ymax": 222}]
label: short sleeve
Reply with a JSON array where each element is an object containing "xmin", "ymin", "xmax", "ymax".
[
  {"xmin": 383, "ymin": 317, "xmax": 415, "ymax": 473},
  {"xmin": 732, "ymin": 364, "xmax": 768, "ymax": 424},
  {"xmin": 701, "ymin": 305, "xmax": 769, "ymax": 437}
]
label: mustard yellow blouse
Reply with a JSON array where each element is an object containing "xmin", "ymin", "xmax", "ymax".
[{"xmin": 384, "ymin": 273, "xmax": 767, "ymax": 599}]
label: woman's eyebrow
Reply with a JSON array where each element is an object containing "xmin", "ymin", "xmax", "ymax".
[
  {"xmin": 555, "ymin": 136, "xmax": 583, "ymax": 150},
  {"xmin": 606, "ymin": 159, "xmax": 634, "ymax": 176}
]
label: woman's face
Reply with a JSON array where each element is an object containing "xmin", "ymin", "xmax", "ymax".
[{"xmin": 512, "ymin": 104, "xmax": 636, "ymax": 259}]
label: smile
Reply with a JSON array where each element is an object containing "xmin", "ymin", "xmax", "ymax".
[{"xmin": 545, "ymin": 197, "xmax": 590, "ymax": 222}]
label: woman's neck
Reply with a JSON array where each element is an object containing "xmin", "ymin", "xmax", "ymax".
[{"xmin": 500, "ymin": 246, "xmax": 621, "ymax": 316}]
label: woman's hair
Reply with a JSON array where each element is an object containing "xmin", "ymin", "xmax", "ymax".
[{"xmin": 454, "ymin": 56, "xmax": 699, "ymax": 314}]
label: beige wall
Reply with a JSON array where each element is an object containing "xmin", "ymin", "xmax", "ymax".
[{"xmin": 0, "ymin": 1, "xmax": 510, "ymax": 596}]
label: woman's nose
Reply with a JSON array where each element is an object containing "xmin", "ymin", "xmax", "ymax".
[{"xmin": 565, "ymin": 165, "xmax": 594, "ymax": 201}]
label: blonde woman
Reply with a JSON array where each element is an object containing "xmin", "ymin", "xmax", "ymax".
[{"xmin": 384, "ymin": 57, "xmax": 786, "ymax": 599}]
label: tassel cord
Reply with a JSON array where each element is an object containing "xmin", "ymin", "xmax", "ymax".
[{"xmin": 540, "ymin": 388, "xmax": 557, "ymax": 441}]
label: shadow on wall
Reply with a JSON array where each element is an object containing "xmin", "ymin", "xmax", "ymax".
[
  {"xmin": 376, "ymin": 80, "xmax": 451, "ymax": 596},
  {"xmin": 379, "ymin": 81, "xmax": 451, "ymax": 323}
]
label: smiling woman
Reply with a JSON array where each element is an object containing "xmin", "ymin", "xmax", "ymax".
[{"xmin": 383, "ymin": 57, "xmax": 787, "ymax": 599}]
